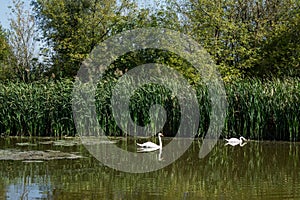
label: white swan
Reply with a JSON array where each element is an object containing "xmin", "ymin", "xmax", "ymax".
[
  {"xmin": 137, "ymin": 146, "xmax": 163, "ymax": 161},
  {"xmin": 225, "ymin": 136, "xmax": 247, "ymax": 144},
  {"xmin": 225, "ymin": 141, "xmax": 248, "ymax": 146},
  {"xmin": 137, "ymin": 133, "xmax": 163, "ymax": 150}
]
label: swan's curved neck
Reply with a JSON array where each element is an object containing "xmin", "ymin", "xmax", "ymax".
[{"xmin": 158, "ymin": 135, "xmax": 162, "ymax": 148}]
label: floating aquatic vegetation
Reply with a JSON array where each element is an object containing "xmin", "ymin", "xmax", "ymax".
[
  {"xmin": 53, "ymin": 139, "xmax": 81, "ymax": 147},
  {"xmin": 0, "ymin": 149, "xmax": 84, "ymax": 161},
  {"xmin": 16, "ymin": 142, "xmax": 37, "ymax": 146}
]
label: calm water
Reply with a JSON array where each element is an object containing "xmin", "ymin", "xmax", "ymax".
[{"xmin": 0, "ymin": 137, "xmax": 300, "ymax": 199}]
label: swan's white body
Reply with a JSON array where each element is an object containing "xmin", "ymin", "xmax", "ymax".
[
  {"xmin": 137, "ymin": 133, "xmax": 163, "ymax": 151},
  {"xmin": 137, "ymin": 146, "xmax": 163, "ymax": 161},
  {"xmin": 225, "ymin": 136, "xmax": 247, "ymax": 143},
  {"xmin": 225, "ymin": 141, "xmax": 247, "ymax": 146}
]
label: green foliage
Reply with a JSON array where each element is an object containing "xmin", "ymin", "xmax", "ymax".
[
  {"xmin": 95, "ymin": 76, "xmax": 300, "ymax": 140},
  {"xmin": 224, "ymin": 78, "xmax": 300, "ymax": 141},
  {"xmin": 1, "ymin": 0, "xmax": 299, "ymax": 139},
  {"xmin": 0, "ymin": 79, "xmax": 75, "ymax": 136},
  {"xmin": 175, "ymin": 0, "xmax": 300, "ymax": 80},
  {"xmin": 0, "ymin": 26, "xmax": 10, "ymax": 63},
  {"xmin": 95, "ymin": 80, "xmax": 183, "ymax": 136},
  {"xmin": 1, "ymin": 78, "xmax": 299, "ymax": 141},
  {"xmin": 32, "ymin": 0, "xmax": 186, "ymax": 79},
  {"xmin": 33, "ymin": 0, "xmax": 139, "ymax": 78},
  {"xmin": 1, "ymin": 0, "xmax": 299, "ymax": 81},
  {"xmin": 107, "ymin": 49, "xmax": 201, "ymax": 85},
  {"xmin": 252, "ymin": 8, "xmax": 300, "ymax": 78},
  {"xmin": 0, "ymin": 25, "xmax": 16, "ymax": 81}
]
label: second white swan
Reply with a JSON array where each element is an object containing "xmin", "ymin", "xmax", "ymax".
[
  {"xmin": 137, "ymin": 133, "xmax": 163, "ymax": 149},
  {"xmin": 225, "ymin": 136, "xmax": 247, "ymax": 144}
]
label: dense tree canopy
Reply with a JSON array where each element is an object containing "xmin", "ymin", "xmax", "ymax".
[
  {"xmin": 0, "ymin": 25, "xmax": 15, "ymax": 81},
  {"xmin": 0, "ymin": 0, "xmax": 299, "ymax": 81},
  {"xmin": 174, "ymin": 0, "xmax": 300, "ymax": 80},
  {"xmin": 0, "ymin": 26, "xmax": 10, "ymax": 63},
  {"xmin": 253, "ymin": 8, "xmax": 300, "ymax": 78},
  {"xmin": 32, "ymin": 0, "xmax": 141, "ymax": 78}
]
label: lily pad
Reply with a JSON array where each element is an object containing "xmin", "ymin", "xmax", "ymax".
[
  {"xmin": 80, "ymin": 136, "xmax": 119, "ymax": 145},
  {"xmin": 16, "ymin": 143, "xmax": 37, "ymax": 146},
  {"xmin": 38, "ymin": 141, "xmax": 54, "ymax": 145},
  {"xmin": 0, "ymin": 149, "xmax": 84, "ymax": 161},
  {"xmin": 53, "ymin": 139, "xmax": 81, "ymax": 147},
  {"xmin": 22, "ymin": 160, "xmax": 44, "ymax": 163}
]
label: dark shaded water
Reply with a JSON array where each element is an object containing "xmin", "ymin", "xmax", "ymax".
[{"xmin": 0, "ymin": 137, "xmax": 300, "ymax": 199}]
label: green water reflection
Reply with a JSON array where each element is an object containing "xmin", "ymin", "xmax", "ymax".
[{"xmin": 0, "ymin": 138, "xmax": 299, "ymax": 199}]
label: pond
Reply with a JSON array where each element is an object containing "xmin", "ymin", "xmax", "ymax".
[{"xmin": 0, "ymin": 137, "xmax": 299, "ymax": 199}]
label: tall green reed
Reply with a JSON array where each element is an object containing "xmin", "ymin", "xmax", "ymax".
[
  {"xmin": 224, "ymin": 78, "xmax": 300, "ymax": 141},
  {"xmin": 0, "ymin": 80, "xmax": 75, "ymax": 137},
  {"xmin": 0, "ymin": 77, "xmax": 299, "ymax": 140}
]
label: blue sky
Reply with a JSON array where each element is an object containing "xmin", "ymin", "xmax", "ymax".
[
  {"xmin": 0, "ymin": 0, "xmax": 32, "ymax": 30},
  {"xmin": 0, "ymin": 0, "xmax": 160, "ymax": 31},
  {"xmin": 0, "ymin": 0, "xmax": 13, "ymax": 30}
]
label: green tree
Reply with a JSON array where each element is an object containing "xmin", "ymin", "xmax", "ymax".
[
  {"xmin": 175, "ymin": 0, "xmax": 300, "ymax": 80},
  {"xmin": 0, "ymin": 25, "xmax": 16, "ymax": 81},
  {"xmin": 102, "ymin": 3, "xmax": 188, "ymax": 81},
  {"xmin": 33, "ymin": 0, "xmax": 140, "ymax": 78},
  {"xmin": 252, "ymin": 6, "xmax": 300, "ymax": 78}
]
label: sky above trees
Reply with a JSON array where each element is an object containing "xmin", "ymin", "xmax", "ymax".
[
  {"xmin": 0, "ymin": 0, "xmax": 32, "ymax": 29},
  {"xmin": 0, "ymin": 1, "xmax": 12, "ymax": 29}
]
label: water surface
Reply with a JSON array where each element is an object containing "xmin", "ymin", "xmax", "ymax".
[{"xmin": 0, "ymin": 137, "xmax": 299, "ymax": 199}]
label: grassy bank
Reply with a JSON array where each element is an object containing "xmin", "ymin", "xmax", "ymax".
[{"xmin": 0, "ymin": 78, "xmax": 299, "ymax": 140}]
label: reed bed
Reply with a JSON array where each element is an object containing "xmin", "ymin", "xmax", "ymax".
[
  {"xmin": 95, "ymin": 80, "xmax": 185, "ymax": 137},
  {"xmin": 0, "ymin": 78, "xmax": 299, "ymax": 140},
  {"xmin": 0, "ymin": 80, "xmax": 75, "ymax": 137},
  {"xmin": 224, "ymin": 78, "xmax": 300, "ymax": 141}
]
